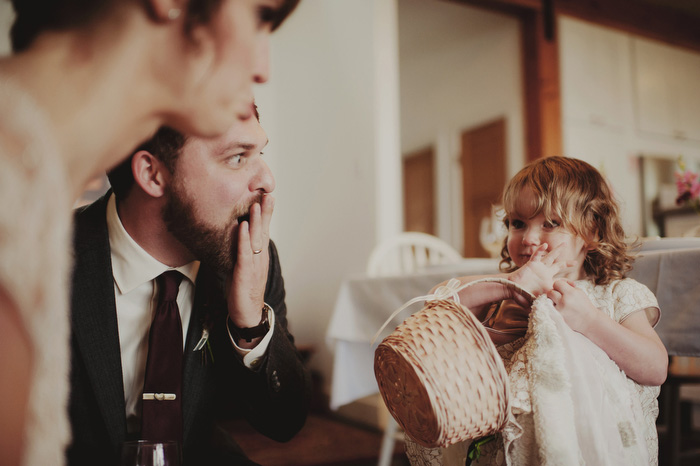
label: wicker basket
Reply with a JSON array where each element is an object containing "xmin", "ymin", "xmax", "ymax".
[{"xmin": 374, "ymin": 278, "xmax": 533, "ymax": 448}]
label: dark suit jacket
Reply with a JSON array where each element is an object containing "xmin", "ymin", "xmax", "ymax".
[{"xmin": 67, "ymin": 194, "xmax": 310, "ymax": 466}]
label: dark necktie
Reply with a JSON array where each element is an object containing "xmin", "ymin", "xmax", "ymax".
[{"xmin": 141, "ymin": 270, "xmax": 184, "ymax": 442}]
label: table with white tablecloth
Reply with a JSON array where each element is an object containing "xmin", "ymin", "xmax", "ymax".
[{"xmin": 326, "ymin": 239, "xmax": 700, "ymax": 410}]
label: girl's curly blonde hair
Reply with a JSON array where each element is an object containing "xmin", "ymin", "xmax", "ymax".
[{"xmin": 499, "ymin": 156, "xmax": 633, "ymax": 285}]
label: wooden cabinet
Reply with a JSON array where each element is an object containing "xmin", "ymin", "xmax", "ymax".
[
  {"xmin": 633, "ymin": 37, "xmax": 700, "ymax": 142},
  {"xmin": 559, "ymin": 18, "xmax": 628, "ymax": 131}
]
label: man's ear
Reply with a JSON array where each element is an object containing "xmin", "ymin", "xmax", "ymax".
[{"xmin": 131, "ymin": 150, "xmax": 170, "ymax": 198}]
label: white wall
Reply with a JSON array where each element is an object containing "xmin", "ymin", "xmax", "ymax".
[
  {"xmin": 559, "ymin": 17, "xmax": 700, "ymax": 236},
  {"xmin": 398, "ymin": 0, "xmax": 524, "ymax": 251},
  {"xmin": 255, "ymin": 0, "xmax": 402, "ymax": 394}
]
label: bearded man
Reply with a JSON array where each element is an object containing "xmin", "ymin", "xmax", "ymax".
[{"xmin": 67, "ymin": 109, "xmax": 310, "ymax": 466}]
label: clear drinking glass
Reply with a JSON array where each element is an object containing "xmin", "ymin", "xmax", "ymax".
[
  {"xmin": 479, "ymin": 206, "xmax": 507, "ymax": 258},
  {"xmin": 120, "ymin": 441, "xmax": 182, "ymax": 466}
]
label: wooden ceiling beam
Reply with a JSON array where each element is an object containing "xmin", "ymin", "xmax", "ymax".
[
  {"xmin": 556, "ymin": 0, "xmax": 700, "ymax": 53},
  {"xmin": 445, "ymin": 0, "xmax": 541, "ymax": 17},
  {"xmin": 520, "ymin": 9, "xmax": 562, "ymax": 161},
  {"xmin": 451, "ymin": 0, "xmax": 700, "ymax": 52}
]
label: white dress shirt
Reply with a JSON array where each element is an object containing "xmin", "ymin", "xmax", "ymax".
[{"xmin": 105, "ymin": 194, "xmax": 274, "ymax": 434}]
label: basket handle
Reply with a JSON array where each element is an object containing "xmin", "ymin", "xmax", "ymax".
[
  {"xmin": 371, "ymin": 277, "xmax": 535, "ymax": 345},
  {"xmin": 458, "ymin": 277, "xmax": 535, "ymax": 303}
]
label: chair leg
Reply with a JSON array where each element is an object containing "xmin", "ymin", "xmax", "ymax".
[{"xmin": 378, "ymin": 418, "xmax": 399, "ymax": 466}]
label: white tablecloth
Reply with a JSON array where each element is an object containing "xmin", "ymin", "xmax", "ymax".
[
  {"xmin": 326, "ymin": 239, "xmax": 700, "ymax": 410},
  {"xmin": 327, "ymin": 259, "xmax": 501, "ymax": 409}
]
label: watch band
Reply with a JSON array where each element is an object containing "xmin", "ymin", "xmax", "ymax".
[{"xmin": 228, "ymin": 303, "xmax": 272, "ymax": 342}]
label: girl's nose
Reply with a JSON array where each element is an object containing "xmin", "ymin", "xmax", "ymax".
[{"xmin": 522, "ymin": 228, "xmax": 540, "ymax": 246}]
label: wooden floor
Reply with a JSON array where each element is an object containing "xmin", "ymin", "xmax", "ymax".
[
  {"xmin": 220, "ymin": 354, "xmax": 700, "ymax": 465},
  {"xmin": 222, "ymin": 414, "xmax": 409, "ymax": 466},
  {"xmin": 223, "ymin": 410, "xmax": 700, "ymax": 466}
]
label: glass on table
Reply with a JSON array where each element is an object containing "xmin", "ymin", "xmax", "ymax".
[
  {"xmin": 479, "ymin": 205, "xmax": 507, "ymax": 258},
  {"xmin": 120, "ymin": 441, "xmax": 181, "ymax": 466}
]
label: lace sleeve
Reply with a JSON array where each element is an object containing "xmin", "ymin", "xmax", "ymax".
[
  {"xmin": 613, "ymin": 279, "xmax": 660, "ymax": 327},
  {"xmin": 405, "ymin": 435, "xmax": 443, "ymax": 466}
]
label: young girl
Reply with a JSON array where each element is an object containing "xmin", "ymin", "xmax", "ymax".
[{"xmin": 407, "ymin": 156, "xmax": 667, "ymax": 465}]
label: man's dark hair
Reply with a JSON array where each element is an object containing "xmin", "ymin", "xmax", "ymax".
[
  {"xmin": 107, "ymin": 104, "xmax": 260, "ymax": 201},
  {"xmin": 107, "ymin": 127, "xmax": 186, "ymax": 201}
]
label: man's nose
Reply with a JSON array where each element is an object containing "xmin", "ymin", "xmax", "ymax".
[{"xmin": 253, "ymin": 159, "xmax": 275, "ymax": 193}]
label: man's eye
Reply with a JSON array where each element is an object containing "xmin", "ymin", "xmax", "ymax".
[{"xmin": 228, "ymin": 154, "xmax": 243, "ymax": 166}]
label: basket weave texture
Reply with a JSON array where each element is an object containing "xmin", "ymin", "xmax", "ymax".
[{"xmin": 374, "ymin": 281, "xmax": 521, "ymax": 448}]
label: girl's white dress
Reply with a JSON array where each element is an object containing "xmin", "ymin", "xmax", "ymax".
[
  {"xmin": 0, "ymin": 77, "xmax": 72, "ymax": 466},
  {"xmin": 406, "ymin": 278, "xmax": 661, "ymax": 466}
]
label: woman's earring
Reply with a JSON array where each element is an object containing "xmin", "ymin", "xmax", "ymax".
[{"xmin": 168, "ymin": 8, "xmax": 181, "ymax": 20}]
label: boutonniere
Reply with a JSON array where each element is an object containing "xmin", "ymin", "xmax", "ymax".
[
  {"xmin": 193, "ymin": 327, "xmax": 215, "ymax": 366},
  {"xmin": 467, "ymin": 435, "xmax": 495, "ymax": 462}
]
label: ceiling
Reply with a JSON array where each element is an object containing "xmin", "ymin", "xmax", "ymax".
[{"xmin": 636, "ymin": 0, "xmax": 700, "ymax": 19}]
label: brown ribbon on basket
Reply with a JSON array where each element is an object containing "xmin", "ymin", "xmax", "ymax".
[
  {"xmin": 481, "ymin": 300, "xmax": 530, "ymax": 346},
  {"xmin": 373, "ymin": 277, "xmax": 534, "ymax": 449}
]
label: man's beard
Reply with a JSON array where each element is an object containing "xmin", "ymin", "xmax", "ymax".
[{"xmin": 162, "ymin": 180, "xmax": 259, "ymax": 275}]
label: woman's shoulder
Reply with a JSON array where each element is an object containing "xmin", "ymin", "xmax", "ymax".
[
  {"xmin": 0, "ymin": 74, "xmax": 70, "ymax": 314},
  {"xmin": 0, "ymin": 75, "xmax": 58, "ymax": 160}
]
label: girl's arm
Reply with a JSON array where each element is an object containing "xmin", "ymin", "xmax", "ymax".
[
  {"xmin": 430, "ymin": 272, "xmax": 512, "ymax": 321},
  {"xmin": 548, "ymin": 280, "xmax": 668, "ymax": 386}
]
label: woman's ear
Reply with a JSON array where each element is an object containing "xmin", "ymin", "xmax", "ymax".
[
  {"xmin": 131, "ymin": 150, "xmax": 170, "ymax": 198},
  {"xmin": 185, "ymin": 15, "xmax": 217, "ymax": 84},
  {"xmin": 146, "ymin": 0, "xmax": 185, "ymax": 22}
]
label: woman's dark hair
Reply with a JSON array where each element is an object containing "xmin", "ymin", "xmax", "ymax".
[
  {"xmin": 12, "ymin": 0, "xmax": 103, "ymax": 51},
  {"xmin": 10, "ymin": 0, "xmax": 300, "ymax": 52}
]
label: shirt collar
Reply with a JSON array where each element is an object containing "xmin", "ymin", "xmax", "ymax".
[{"xmin": 106, "ymin": 193, "xmax": 199, "ymax": 294}]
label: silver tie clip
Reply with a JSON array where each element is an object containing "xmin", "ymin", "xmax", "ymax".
[{"xmin": 142, "ymin": 393, "xmax": 177, "ymax": 401}]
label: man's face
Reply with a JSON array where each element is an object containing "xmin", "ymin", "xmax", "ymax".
[{"xmin": 162, "ymin": 115, "xmax": 274, "ymax": 273}]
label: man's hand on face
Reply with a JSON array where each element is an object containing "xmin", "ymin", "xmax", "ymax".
[{"xmin": 227, "ymin": 193, "xmax": 274, "ymax": 347}]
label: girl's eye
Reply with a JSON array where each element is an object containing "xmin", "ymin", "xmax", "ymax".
[
  {"xmin": 509, "ymin": 219, "xmax": 524, "ymax": 230},
  {"xmin": 544, "ymin": 220, "xmax": 560, "ymax": 229}
]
